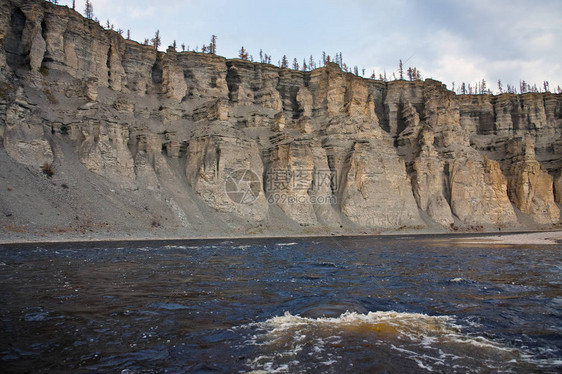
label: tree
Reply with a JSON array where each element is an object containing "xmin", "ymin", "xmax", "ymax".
[
  {"xmin": 209, "ymin": 35, "xmax": 217, "ymax": 54},
  {"xmin": 127, "ymin": 29, "xmax": 130, "ymax": 40},
  {"xmin": 322, "ymin": 51, "xmax": 326, "ymax": 66},
  {"xmin": 543, "ymin": 81, "xmax": 550, "ymax": 92},
  {"xmin": 85, "ymin": 0, "xmax": 94, "ymax": 20},
  {"xmin": 259, "ymin": 49, "xmax": 263, "ymax": 63},
  {"xmin": 309, "ymin": 55, "xmax": 315, "ymax": 70},
  {"xmin": 181, "ymin": 43, "xmax": 185, "ymax": 52},
  {"xmin": 399, "ymin": 60, "xmax": 404, "ymax": 80},
  {"xmin": 201, "ymin": 44, "xmax": 207, "ymax": 53},
  {"xmin": 353, "ymin": 66, "xmax": 359, "ymax": 76},
  {"xmin": 498, "ymin": 80, "xmax": 503, "ymax": 93},
  {"xmin": 151, "ymin": 30, "xmax": 161, "ymax": 50},
  {"xmin": 239, "ymin": 46, "xmax": 248, "ymax": 60},
  {"xmin": 72, "ymin": 0, "xmax": 75, "ymax": 10},
  {"xmin": 480, "ymin": 79, "xmax": 487, "ymax": 94},
  {"xmin": 292, "ymin": 58, "xmax": 299, "ymax": 70},
  {"xmin": 281, "ymin": 55, "xmax": 288, "ymax": 68},
  {"xmin": 172, "ymin": 40, "xmax": 177, "ymax": 49},
  {"xmin": 461, "ymin": 82, "xmax": 466, "ymax": 94},
  {"xmin": 143, "ymin": 38, "xmax": 149, "ymax": 46},
  {"xmin": 302, "ymin": 58, "xmax": 307, "ymax": 71}
]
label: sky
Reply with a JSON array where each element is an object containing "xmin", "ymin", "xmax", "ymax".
[{"xmin": 53, "ymin": 0, "xmax": 561, "ymax": 92}]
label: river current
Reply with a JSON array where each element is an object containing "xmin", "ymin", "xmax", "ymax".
[{"xmin": 0, "ymin": 234, "xmax": 561, "ymax": 373}]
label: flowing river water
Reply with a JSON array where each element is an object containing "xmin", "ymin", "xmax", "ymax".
[{"xmin": 0, "ymin": 234, "xmax": 561, "ymax": 373}]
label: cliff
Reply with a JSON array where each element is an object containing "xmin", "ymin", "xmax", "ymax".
[{"xmin": 0, "ymin": 0, "xmax": 560, "ymax": 240}]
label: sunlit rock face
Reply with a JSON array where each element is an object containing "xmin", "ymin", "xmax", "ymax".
[{"xmin": 0, "ymin": 0, "xmax": 560, "ymax": 237}]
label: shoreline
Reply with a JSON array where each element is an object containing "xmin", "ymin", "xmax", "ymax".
[{"xmin": 1, "ymin": 228, "xmax": 561, "ymax": 246}]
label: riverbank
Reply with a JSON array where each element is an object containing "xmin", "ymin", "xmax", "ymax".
[{"xmin": 1, "ymin": 228, "xmax": 561, "ymax": 246}]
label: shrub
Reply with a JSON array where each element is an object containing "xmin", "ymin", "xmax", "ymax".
[{"xmin": 41, "ymin": 162, "xmax": 54, "ymax": 177}]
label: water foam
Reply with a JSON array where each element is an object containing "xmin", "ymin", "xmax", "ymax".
[{"xmin": 239, "ymin": 311, "xmax": 527, "ymax": 373}]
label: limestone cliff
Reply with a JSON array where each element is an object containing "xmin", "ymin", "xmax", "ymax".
[{"xmin": 0, "ymin": 0, "xmax": 560, "ymax": 239}]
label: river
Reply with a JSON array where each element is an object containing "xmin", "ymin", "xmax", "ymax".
[{"xmin": 0, "ymin": 234, "xmax": 561, "ymax": 373}]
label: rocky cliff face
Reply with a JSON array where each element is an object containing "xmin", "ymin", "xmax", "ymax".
[{"xmin": 0, "ymin": 0, "xmax": 560, "ymax": 239}]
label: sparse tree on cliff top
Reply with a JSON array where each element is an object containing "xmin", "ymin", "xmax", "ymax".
[
  {"xmin": 127, "ymin": 29, "xmax": 130, "ymax": 40},
  {"xmin": 498, "ymin": 80, "xmax": 503, "ymax": 93},
  {"xmin": 209, "ymin": 35, "xmax": 217, "ymax": 54},
  {"xmin": 292, "ymin": 58, "xmax": 299, "ymax": 70},
  {"xmin": 151, "ymin": 30, "xmax": 161, "ymax": 50},
  {"xmin": 72, "ymin": 0, "xmax": 75, "ymax": 10},
  {"xmin": 181, "ymin": 43, "xmax": 185, "ymax": 52},
  {"xmin": 85, "ymin": 0, "xmax": 94, "ymax": 20},
  {"xmin": 281, "ymin": 55, "xmax": 288, "ymax": 68},
  {"xmin": 399, "ymin": 59, "xmax": 404, "ymax": 80},
  {"xmin": 239, "ymin": 46, "xmax": 248, "ymax": 60}
]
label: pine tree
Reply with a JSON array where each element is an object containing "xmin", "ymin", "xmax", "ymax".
[
  {"xmin": 209, "ymin": 35, "xmax": 217, "ymax": 54},
  {"xmin": 85, "ymin": 0, "xmax": 94, "ymax": 20},
  {"xmin": 407, "ymin": 67, "xmax": 413, "ymax": 81},
  {"xmin": 543, "ymin": 81, "xmax": 550, "ymax": 92},
  {"xmin": 322, "ymin": 51, "xmax": 326, "ymax": 66},
  {"xmin": 201, "ymin": 45, "xmax": 207, "ymax": 53},
  {"xmin": 281, "ymin": 55, "xmax": 288, "ymax": 69},
  {"xmin": 239, "ymin": 46, "xmax": 248, "ymax": 60},
  {"xmin": 302, "ymin": 58, "xmax": 307, "ymax": 71},
  {"xmin": 151, "ymin": 30, "xmax": 161, "ymax": 50},
  {"xmin": 172, "ymin": 40, "xmax": 177, "ymax": 49},
  {"xmin": 127, "ymin": 29, "xmax": 130, "ymax": 40},
  {"xmin": 72, "ymin": 0, "xmax": 75, "ymax": 10},
  {"xmin": 399, "ymin": 60, "xmax": 404, "ymax": 80},
  {"xmin": 259, "ymin": 49, "xmax": 263, "ymax": 63},
  {"xmin": 498, "ymin": 80, "xmax": 503, "ymax": 93},
  {"xmin": 292, "ymin": 58, "xmax": 298, "ymax": 70},
  {"xmin": 309, "ymin": 55, "xmax": 315, "ymax": 70},
  {"xmin": 181, "ymin": 43, "xmax": 185, "ymax": 52}
]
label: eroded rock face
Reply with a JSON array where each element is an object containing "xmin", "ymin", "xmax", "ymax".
[
  {"xmin": 505, "ymin": 136, "xmax": 560, "ymax": 224},
  {"xmin": 448, "ymin": 157, "xmax": 517, "ymax": 226},
  {"xmin": 79, "ymin": 121, "xmax": 135, "ymax": 183},
  {"xmin": 508, "ymin": 160, "xmax": 559, "ymax": 224},
  {"xmin": 185, "ymin": 126, "xmax": 268, "ymax": 223},
  {"xmin": 1, "ymin": 0, "xmax": 561, "ymax": 235},
  {"xmin": 3, "ymin": 89, "xmax": 53, "ymax": 167},
  {"xmin": 339, "ymin": 140, "xmax": 423, "ymax": 228}
]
